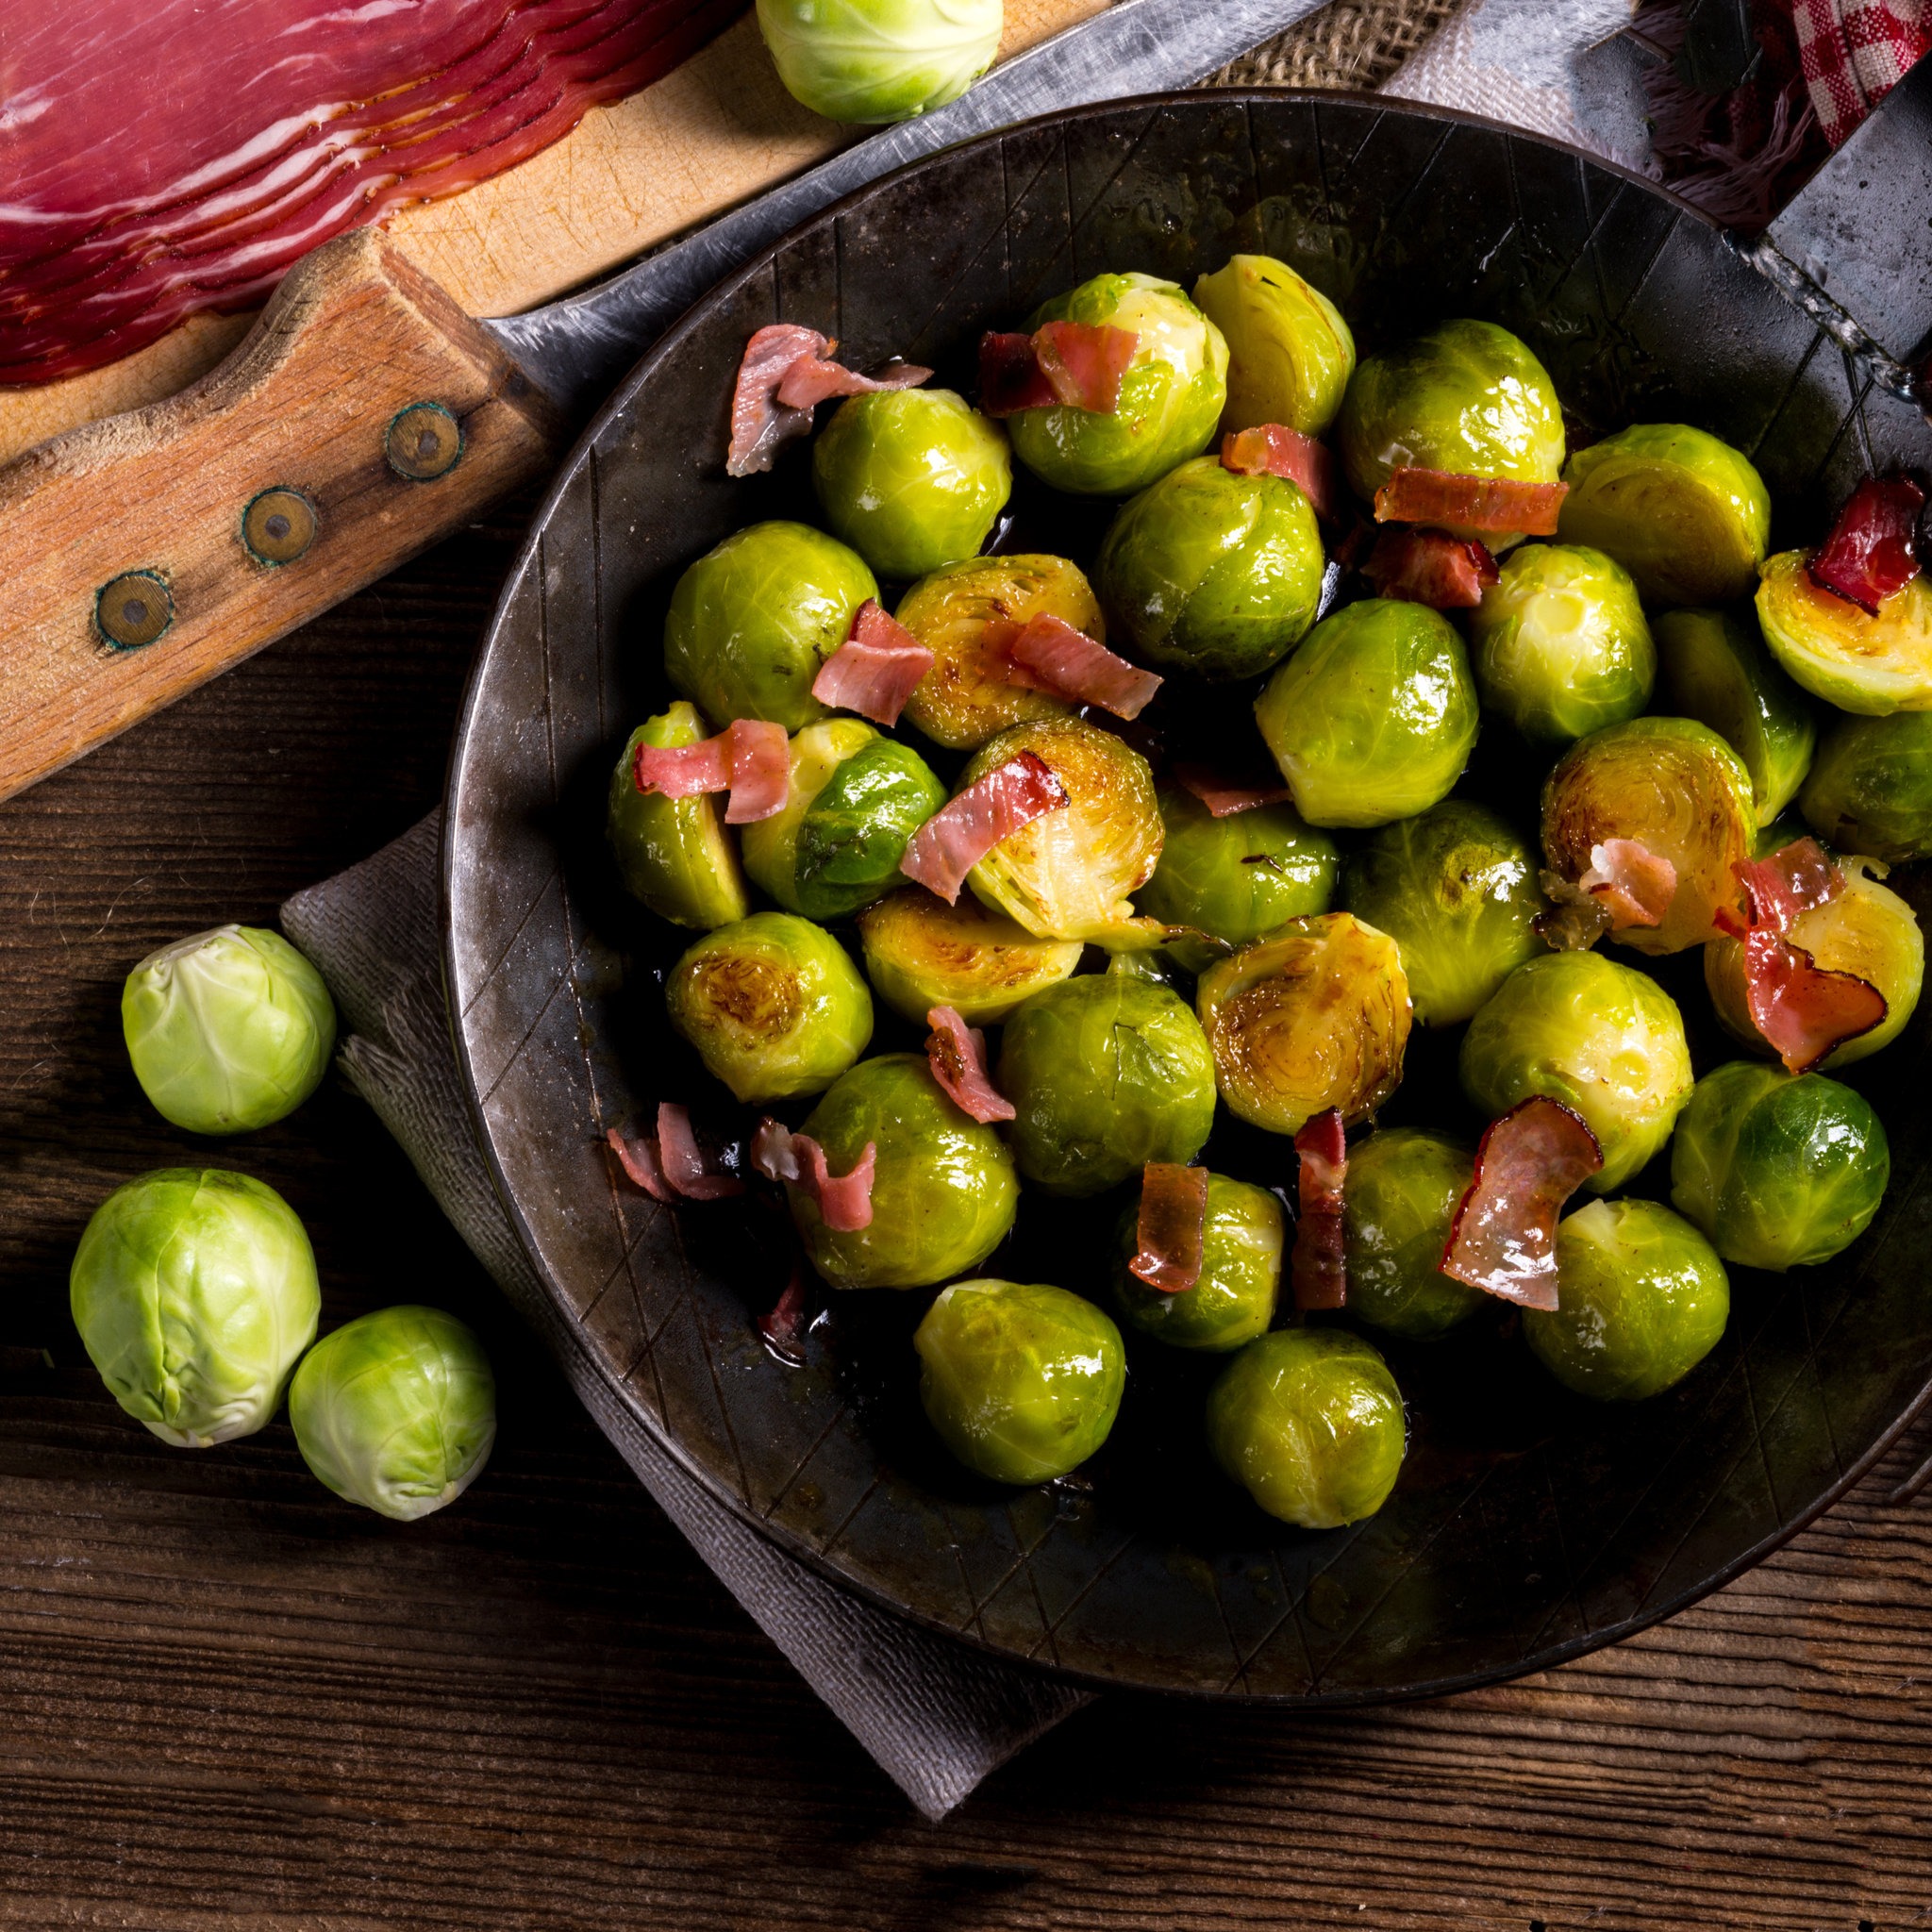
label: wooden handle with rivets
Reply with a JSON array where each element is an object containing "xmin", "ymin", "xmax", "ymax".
[{"xmin": 0, "ymin": 227, "xmax": 563, "ymax": 802}]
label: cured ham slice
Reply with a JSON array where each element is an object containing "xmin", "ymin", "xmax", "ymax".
[
  {"xmin": 775, "ymin": 352, "xmax": 928, "ymax": 411},
  {"xmin": 1291, "ymin": 1109, "xmax": 1349, "ymax": 1312},
  {"xmin": 1808, "ymin": 476, "xmax": 1924, "ymax": 614},
  {"xmin": 978, "ymin": 322, "xmax": 1138, "ymax": 416},
  {"xmin": 811, "ymin": 602, "xmax": 935, "ymax": 726},
  {"xmin": 1728, "ymin": 925, "xmax": 1889, "ymax": 1074},
  {"xmin": 1372, "ymin": 469, "xmax": 1569, "ymax": 536},
  {"xmin": 1128, "ymin": 1163, "xmax": 1209, "ymax": 1295},
  {"xmin": 1171, "ymin": 763, "xmax": 1293, "ymax": 818},
  {"xmin": 1361, "ymin": 527, "xmax": 1499, "ymax": 609},
  {"xmin": 633, "ymin": 718, "xmax": 788, "ymax": 824},
  {"xmin": 1007, "ymin": 613, "xmax": 1163, "ymax": 720},
  {"xmin": 606, "ymin": 1126, "xmax": 674, "ymax": 1202},
  {"xmin": 924, "ymin": 1008, "xmax": 1015, "ymax": 1124},
  {"xmin": 726, "ymin": 325, "xmax": 929, "ymax": 476},
  {"xmin": 606, "ymin": 1106, "xmax": 742, "ymax": 1203},
  {"xmin": 1737, "ymin": 837, "xmax": 1844, "ymax": 931},
  {"xmin": 758, "ymin": 1266, "xmax": 811, "ymax": 1365},
  {"xmin": 750, "ymin": 1121, "xmax": 876, "ymax": 1231},
  {"xmin": 978, "ymin": 333, "xmax": 1060, "ymax": 415},
  {"xmin": 899, "ymin": 752, "xmax": 1070, "ymax": 904},
  {"xmin": 1579, "ymin": 839, "xmax": 1678, "ymax": 930},
  {"xmin": 1219, "ymin": 425, "xmax": 1341, "ymax": 523},
  {"xmin": 633, "ymin": 735, "xmax": 730, "ymax": 800},
  {"xmin": 1440, "ymin": 1098, "xmax": 1604, "ymax": 1310}
]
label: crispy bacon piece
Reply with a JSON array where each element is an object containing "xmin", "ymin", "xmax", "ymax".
[
  {"xmin": 726, "ymin": 324, "xmax": 929, "ymax": 475},
  {"xmin": 1373, "ymin": 469, "xmax": 1569, "ymax": 535},
  {"xmin": 899, "ymin": 751, "xmax": 1071, "ymax": 904},
  {"xmin": 606, "ymin": 1126, "xmax": 674, "ymax": 1202},
  {"xmin": 1808, "ymin": 476, "xmax": 1925, "ymax": 614},
  {"xmin": 749, "ymin": 1121, "xmax": 877, "ymax": 1232},
  {"xmin": 1220, "ymin": 425, "xmax": 1341, "ymax": 523},
  {"xmin": 1291, "ymin": 1109, "xmax": 1349, "ymax": 1312},
  {"xmin": 1579, "ymin": 839, "xmax": 1678, "ymax": 930},
  {"xmin": 1361, "ymin": 526, "xmax": 1500, "ymax": 609},
  {"xmin": 1441, "ymin": 1098, "xmax": 1604, "ymax": 1311},
  {"xmin": 758, "ymin": 1265, "xmax": 811, "ymax": 1365},
  {"xmin": 924, "ymin": 1007, "xmax": 1015, "ymax": 1123},
  {"xmin": 1129, "ymin": 1163, "xmax": 1209, "ymax": 1295},
  {"xmin": 1737, "ymin": 837, "xmax": 1844, "ymax": 931},
  {"xmin": 1171, "ymin": 762, "xmax": 1293, "ymax": 818},
  {"xmin": 811, "ymin": 601, "xmax": 935, "ymax": 726},
  {"xmin": 978, "ymin": 332, "xmax": 1060, "ymax": 415},
  {"xmin": 1728, "ymin": 924, "xmax": 1889, "ymax": 1074},
  {"xmin": 606, "ymin": 1107, "xmax": 742, "ymax": 1204},
  {"xmin": 978, "ymin": 323, "xmax": 1138, "ymax": 416},
  {"xmin": 1006, "ymin": 612, "xmax": 1163, "ymax": 720}
]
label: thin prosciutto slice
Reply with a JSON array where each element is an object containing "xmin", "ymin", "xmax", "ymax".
[
  {"xmin": 1129, "ymin": 1163, "xmax": 1209, "ymax": 1295},
  {"xmin": 726, "ymin": 325, "xmax": 930, "ymax": 476},
  {"xmin": 811, "ymin": 601, "xmax": 934, "ymax": 726},
  {"xmin": 978, "ymin": 322, "xmax": 1138, "ymax": 416},
  {"xmin": 899, "ymin": 751, "xmax": 1070, "ymax": 905},
  {"xmin": 1737, "ymin": 837, "xmax": 1844, "ymax": 930},
  {"xmin": 633, "ymin": 718, "xmax": 788, "ymax": 824},
  {"xmin": 1291, "ymin": 1110, "xmax": 1349, "ymax": 1312},
  {"xmin": 1007, "ymin": 613, "xmax": 1163, "ymax": 720},
  {"xmin": 924, "ymin": 1008, "xmax": 1015, "ymax": 1124},
  {"xmin": 1220, "ymin": 425, "xmax": 1341, "ymax": 523},
  {"xmin": 1579, "ymin": 839, "xmax": 1678, "ymax": 930},
  {"xmin": 750, "ymin": 1121, "xmax": 876, "ymax": 1231},
  {"xmin": 758, "ymin": 1266, "xmax": 811, "ymax": 1365},
  {"xmin": 1171, "ymin": 762, "xmax": 1292, "ymax": 818},
  {"xmin": 1373, "ymin": 469, "xmax": 1569, "ymax": 535},
  {"xmin": 1361, "ymin": 527, "xmax": 1499, "ymax": 609},
  {"xmin": 1808, "ymin": 476, "xmax": 1925, "ymax": 614},
  {"xmin": 606, "ymin": 1105, "xmax": 742, "ymax": 1203}
]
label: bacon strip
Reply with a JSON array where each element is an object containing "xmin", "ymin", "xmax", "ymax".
[
  {"xmin": 633, "ymin": 718, "xmax": 788, "ymax": 824},
  {"xmin": 1737, "ymin": 837, "xmax": 1844, "ymax": 931},
  {"xmin": 978, "ymin": 332, "xmax": 1059, "ymax": 415},
  {"xmin": 1361, "ymin": 526, "xmax": 1500, "ymax": 609},
  {"xmin": 1291, "ymin": 1110, "xmax": 1349, "ymax": 1311},
  {"xmin": 1808, "ymin": 476, "xmax": 1925, "ymax": 614},
  {"xmin": 899, "ymin": 751, "xmax": 1071, "ymax": 905},
  {"xmin": 1129, "ymin": 1163, "xmax": 1209, "ymax": 1295},
  {"xmin": 606, "ymin": 1127, "xmax": 674, "ymax": 1202},
  {"xmin": 758, "ymin": 1265, "xmax": 812, "ymax": 1366},
  {"xmin": 633, "ymin": 734, "xmax": 731, "ymax": 800},
  {"xmin": 776, "ymin": 353, "xmax": 929, "ymax": 411},
  {"xmin": 811, "ymin": 601, "xmax": 935, "ymax": 727},
  {"xmin": 1579, "ymin": 839, "xmax": 1678, "ymax": 930},
  {"xmin": 1172, "ymin": 763, "xmax": 1293, "ymax": 818},
  {"xmin": 924, "ymin": 1007, "xmax": 1015, "ymax": 1124},
  {"xmin": 1373, "ymin": 469, "xmax": 1569, "ymax": 535},
  {"xmin": 750, "ymin": 1121, "xmax": 877, "ymax": 1231},
  {"xmin": 1007, "ymin": 613, "xmax": 1163, "ymax": 720},
  {"xmin": 606, "ymin": 1107, "xmax": 743, "ymax": 1204},
  {"xmin": 1220, "ymin": 425, "xmax": 1341, "ymax": 523},
  {"xmin": 726, "ymin": 324, "xmax": 930, "ymax": 476},
  {"xmin": 978, "ymin": 322, "xmax": 1138, "ymax": 416}
]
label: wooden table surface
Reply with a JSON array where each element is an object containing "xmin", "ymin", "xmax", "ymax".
[{"xmin": 4, "ymin": 504, "xmax": 1930, "ymax": 1932}]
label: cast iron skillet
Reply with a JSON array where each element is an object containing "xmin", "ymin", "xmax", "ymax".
[{"xmin": 444, "ymin": 92, "xmax": 1932, "ymax": 1700}]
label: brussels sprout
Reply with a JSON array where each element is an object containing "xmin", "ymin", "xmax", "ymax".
[
  {"xmin": 69, "ymin": 1169, "xmax": 320, "ymax": 1447},
  {"xmin": 1196, "ymin": 912, "xmax": 1411, "ymax": 1135},
  {"xmin": 811, "ymin": 389, "xmax": 1010, "ymax": 579},
  {"xmin": 1091, "ymin": 456, "xmax": 1324, "ymax": 679},
  {"xmin": 1524, "ymin": 1199, "xmax": 1729, "ymax": 1401},
  {"xmin": 1254, "ymin": 597, "xmax": 1479, "ymax": 828},
  {"xmin": 289, "ymin": 1307, "xmax": 496, "ymax": 1521},
  {"xmin": 1755, "ymin": 549, "xmax": 1932, "ymax": 715},
  {"xmin": 1004, "ymin": 273, "xmax": 1229, "ymax": 496},
  {"xmin": 121, "ymin": 925, "xmax": 336, "ymax": 1136},
  {"xmin": 1802, "ymin": 710, "xmax": 1932, "ymax": 861},
  {"xmin": 665, "ymin": 911, "xmax": 872, "ymax": 1105},
  {"xmin": 755, "ymin": 0, "xmax": 1000, "ymax": 123},
  {"xmin": 1557, "ymin": 424, "xmax": 1771, "ymax": 607},
  {"xmin": 996, "ymin": 974, "xmax": 1217, "ymax": 1195},
  {"xmin": 1342, "ymin": 1128, "xmax": 1486, "ymax": 1340},
  {"xmin": 791, "ymin": 1055, "xmax": 1018, "ymax": 1289},
  {"xmin": 609, "ymin": 703, "xmax": 752, "ymax": 929},
  {"xmin": 895, "ymin": 553, "xmax": 1097, "ymax": 750},
  {"xmin": 1111, "ymin": 1174, "xmax": 1284, "ymax": 1351},
  {"xmin": 1669, "ymin": 1061, "xmax": 1890, "ymax": 1272},
  {"xmin": 741, "ymin": 719, "xmax": 945, "ymax": 919},
  {"xmin": 1339, "ymin": 801, "xmax": 1545, "ymax": 1026},
  {"xmin": 1205, "ymin": 1328, "xmax": 1407, "ymax": 1528},
  {"xmin": 855, "ymin": 886, "xmax": 1082, "ymax": 1025},
  {"xmin": 1460, "ymin": 951, "xmax": 1693, "ymax": 1192},
  {"xmin": 1541, "ymin": 716, "xmax": 1757, "ymax": 955},
  {"xmin": 1469, "ymin": 543, "xmax": 1655, "ymax": 743},
  {"xmin": 914, "ymin": 1278, "xmax": 1124, "ymax": 1483},
  {"xmin": 1654, "ymin": 608, "xmax": 1817, "ymax": 825},
  {"xmin": 1192, "ymin": 253, "xmax": 1356, "ymax": 437},
  {"xmin": 664, "ymin": 521, "xmax": 878, "ymax": 732}
]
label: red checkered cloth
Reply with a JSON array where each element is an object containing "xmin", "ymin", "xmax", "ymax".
[{"xmin": 1788, "ymin": 0, "xmax": 1932, "ymax": 143}]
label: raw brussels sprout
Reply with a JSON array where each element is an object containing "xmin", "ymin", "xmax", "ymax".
[
  {"xmin": 1541, "ymin": 716, "xmax": 1757, "ymax": 955},
  {"xmin": 70, "ymin": 1169, "xmax": 320, "ymax": 1447},
  {"xmin": 1110, "ymin": 1173, "xmax": 1284, "ymax": 1351},
  {"xmin": 741, "ymin": 719, "xmax": 945, "ymax": 919},
  {"xmin": 608, "ymin": 703, "xmax": 752, "ymax": 929},
  {"xmin": 914, "ymin": 1278, "xmax": 1124, "ymax": 1483},
  {"xmin": 792, "ymin": 1055, "xmax": 1018, "ymax": 1289},
  {"xmin": 289, "ymin": 1307, "xmax": 496, "ymax": 1521},
  {"xmin": 1469, "ymin": 543, "xmax": 1655, "ymax": 743},
  {"xmin": 1004, "ymin": 273, "xmax": 1229, "ymax": 496},
  {"xmin": 1654, "ymin": 608, "xmax": 1817, "ymax": 825},
  {"xmin": 1669, "ymin": 1061, "xmax": 1890, "ymax": 1272},
  {"xmin": 665, "ymin": 911, "xmax": 872, "ymax": 1105},
  {"xmin": 855, "ymin": 886, "xmax": 1082, "ymax": 1025},
  {"xmin": 1254, "ymin": 597, "xmax": 1479, "ymax": 828},
  {"xmin": 811, "ymin": 388, "xmax": 1010, "ymax": 579},
  {"xmin": 1557, "ymin": 424, "xmax": 1771, "ymax": 606},
  {"xmin": 663, "ymin": 521, "xmax": 877, "ymax": 731},
  {"xmin": 755, "ymin": 0, "xmax": 1000, "ymax": 123},
  {"xmin": 1342, "ymin": 1128, "xmax": 1486, "ymax": 1340},
  {"xmin": 1192, "ymin": 253, "xmax": 1356, "ymax": 437},
  {"xmin": 1755, "ymin": 549, "xmax": 1932, "ymax": 715},
  {"xmin": 996, "ymin": 974, "xmax": 1217, "ymax": 1195},
  {"xmin": 122, "ymin": 924, "xmax": 336, "ymax": 1136},
  {"xmin": 1460, "ymin": 951, "xmax": 1693, "ymax": 1192},
  {"xmin": 1338, "ymin": 801, "xmax": 1545, "ymax": 1026},
  {"xmin": 1091, "ymin": 456, "xmax": 1324, "ymax": 679},
  {"xmin": 1801, "ymin": 710, "xmax": 1932, "ymax": 861},
  {"xmin": 1524, "ymin": 1199, "xmax": 1729, "ymax": 1402},
  {"xmin": 1195, "ymin": 912, "xmax": 1411, "ymax": 1135},
  {"xmin": 1205, "ymin": 1328, "xmax": 1407, "ymax": 1528}
]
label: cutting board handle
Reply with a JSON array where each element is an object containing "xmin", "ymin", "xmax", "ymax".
[{"xmin": 0, "ymin": 228, "xmax": 562, "ymax": 804}]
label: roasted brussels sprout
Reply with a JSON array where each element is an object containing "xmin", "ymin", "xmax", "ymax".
[
  {"xmin": 1669, "ymin": 1061, "xmax": 1890, "ymax": 1272},
  {"xmin": 1557, "ymin": 424, "xmax": 1771, "ymax": 607},
  {"xmin": 609, "ymin": 703, "xmax": 752, "ymax": 929},
  {"xmin": 70, "ymin": 1169, "xmax": 320, "ymax": 1447},
  {"xmin": 1339, "ymin": 801, "xmax": 1545, "ymax": 1026},
  {"xmin": 1196, "ymin": 912, "xmax": 1411, "ymax": 1135},
  {"xmin": 1756, "ymin": 549, "xmax": 1932, "ymax": 715},
  {"xmin": 1460, "ymin": 951, "xmax": 1693, "ymax": 1192},
  {"xmin": 755, "ymin": 0, "xmax": 1000, "ymax": 124},
  {"xmin": 1206, "ymin": 1328, "xmax": 1407, "ymax": 1528},
  {"xmin": 1111, "ymin": 1173, "xmax": 1284, "ymax": 1352},
  {"xmin": 122, "ymin": 924, "xmax": 336, "ymax": 1136},
  {"xmin": 1005, "ymin": 273, "xmax": 1229, "ymax": 496},
  {"xmin": 914, "ymin": 1278, "xmax": 1124, "ymax": 1483},
  {"xmin": 1342, "ymin": 1128, "xmax": 1486, "ymax": 1340},
  {"xmin": 811, "ymin": 388, "xmax": 1010, "ymax": 579},
  {"xmin": 1541, "ymin": 716, "xmax": 1757, "ymax": 955},
  {"xmin": 1524, "ymin": 1199, "xmax": 1729, "ymax": 1401},
  {"xmin": 289, "ymin": 1307, "xmax": 496, "ymax": 1521},
  {"xmin": 664, "ymin": 521, "xmax": 878, "ymax": 731},
  {"xmin": 792, "ymin": 1054, "xmax": 1018, "ymax": 1289},
  {"xmin": 856, "ymin": 886, "xmax": 1083, "ymax": 1025},
  {"xmin": 1801, "ymin": 710, "xmax": 1932, "ymax": 861},
  {"xmin": 1192, "ymin": 253, "xmax": 1356, "ymax": 437},
  {"xmin": 997, "ymin": 974, "xmax": 1217, "ymax": 1195},
  {"xmin": 1254, "ymin": 597, "xmax": 1479, "ymax": 828},
  {"xmin": 665, "ymin": 912, "xmax": 873, "ymax": 1105}
]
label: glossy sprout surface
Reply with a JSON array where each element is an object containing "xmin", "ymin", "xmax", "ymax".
[
  {"xmin": 756, "ymin": 0, "xmax": 1001, "ymax": 123},
  {"xmin": 1342, "ymin": 1127, "xmax": 1487, "ymax": 1340},
  {"xmin": 609, "ymin": 703, "xmax": 752, "ymax": 929},
  {"xmin": 1193, "ymin": 253, "xmax": 1356, "ymax": 436},
  {"xmin": 1111, "ymin": 1172, "xmax": 1284, "ymax": 1351},
  {"xmin": 1801, "ymin": 710, "xmax": 1932, "ymax": 861},
  {"xmin": 856, "ymin": 886, "xmax": 1083, "ymax": 1025},
  {"xmin": 1756, "ymin": 552, "xmax": 1932, "ymax": 715}
]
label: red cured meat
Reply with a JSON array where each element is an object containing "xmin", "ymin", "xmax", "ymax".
[
  {"xmin": 722, "ymin": 719, "xmax": 790, "ymax": 825},
  {"xmin": 811, "ymin": 601, "xmax": 935, "ymax": 726},
  {"xmin": 1171, "ymin": 762, "xmax": 1292, "ymax": 818},
  {"xmin": 977, "ymin": 322, "xmax": 1137, "ymax": 416},
  {"xmin": 749, "ymin": 1121, "xmax": 876, "ymax": 1231},
  {"xmin": 775, "ymin": 351, "xmax": 928, "ymax": 410},
  {"xmin": 1737, "ymin": 837, "xmax": 1844, "ymax": 931},
  {"xmin": 1006, "ymin": 612, "xmax": 1163, "ymax": 720},
  {"xmin": 758, "ymin": 1265, "xmax": 811, "ymax": 1365},
  {"xmin": 606, "ymin": 1125, "xmax": 674, "ymax": 1201},
  {"xmin": 1129, "ymin": 1163, "xmax": 1208, "ymax": 1295},
  {"xmin": 1731, "ymin": 924, "xmax": 1889, "ymax": 1073},
  {"xmin": 724, "ymin": 324, "xmax": 929, "ymax": 475},
  {"xmin": 633, "ymin": 733, "xmax": 730, "ymax": 799},
  {"xmin": 1808, "ymin": 476, "xmax": 1925, "ymax": 614},
  {"xmin": 1579, "ymin": 839, "xmax": 1678, "ymax": 930},
  {"xmin": 1373, "ymin": 469, "xmax": 1569, "ymax": 535},
  {"xmin": 1291, "ymin": 1109, "xmax": 1348, "ymax": 1312},
  {"xmin": 1361, "ymin": 526, "xmax": 1500, "ymax": 608},
  {"xmin": 924, "ymin": 1007, "xmax": 1015, "ymax": 1124},
  {"xmin": 898, "ymin": 751, "xmax": 1070, "ymax": 904},
  {"xmin": 978, "ymin": 332, "xmax": 1059, "ymax": 415},
  {"xmin": 653, "ymin": 1103, "xmax": 744, "ymax": 1201},
  {"xmin": 1219, "ymin": 425, "xmax": 1341, "ymax": 523}
]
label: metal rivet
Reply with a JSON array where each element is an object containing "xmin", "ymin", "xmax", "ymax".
[
  {"xmin": 385, "ymin": 401, "xmax": 462, "ymax": 481},
  {"xmin": 94, "ymin": 571, "xmax": 174, "ymax": 650},
  {"xmin": 241, "ymin": 487, "xmax": 318, "ymax": 565}
]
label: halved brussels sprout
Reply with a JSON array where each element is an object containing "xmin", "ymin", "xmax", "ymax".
[
  {"xmin": 1206, "ymin": 1328, "xmax": 1407, "ymax": 1528},
  {"xmin": 1254, "ymin": 597, "xmax": 1479, "ymax": 828},
  {"xmin": 1541, "ymin": 716, "xmax": 1757, "ymax": 955},
  {"xmin": 914, "ymin": 1278, "xmax": 1124, "ymax": 1483},
  {"xmin": 1802, "ymin": 710, "xmax": 1932, "ymax": 861},
  {"xmin": 665, "ymin": 911, "xmax": 873, "ymax": 1105},
  {"xmin": 792, "ymin": 1055, "xmax": 1018, "ymax": 1289},
  {"xmin": 1111, "ymin": 1173, "xmax": 1284, "ymax": 1351},
  {"xmin": 811, "ymin": 388, "xmax": 1010, "ymax": 580},
  {"xmin": 1524, "ymin": 1199, "xmax": 1729, "ymax": 1402},
  {"xmin": 1654, "ymin": 608, "xmax": 1817, "ymax": 825},
  {"xmin": 1005, "ymin": 273, "xmax": 1229, "ymax": 496},
  {"xmin": 1755, "ymin": 549, "xmax": 1932, "ymax": 715},
  {"xmin": 609, "ymin": 703, "xmax": 752, "ymax": 929},
  {"xmin": 1342, "ymin": 1127, "xmax": 1486, "ymax": 1341},
  {"xmin": 996, "ymin": 974, "xmax": 1217, "ymax": 1195},
  {"xmin": 1669, "ymin": 1060, "xmax": 1890, "ymax": 1272},
  {"xmin": 1557, "ymin": 424, "xmax": 1771, "ymax": 607},
  {"xmin": 1460, "ymin": 951, "xmax": 1693, "ymax": 1192},
  {"xmin": 755, "ymin": 0, "xmax": 1001, "ymax": 124},
  {"xmin": 1195, "ymin": 912, "xmax": 1411, "ymax": 1135},
  {"xmin": 664, "ymin": 521, "xmax": 877, "ymax": 731},
  {"xmin": 855, "ymin": 886, "xmax": 1083, "ymax": 1025},
  {"xmin": 1192, "ymin": 253, "xmax": 1356, "ymax": 437},
  {"xmin": 1339, "ymin": 801, "xmax": 1545, "ymax": 1026}
]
